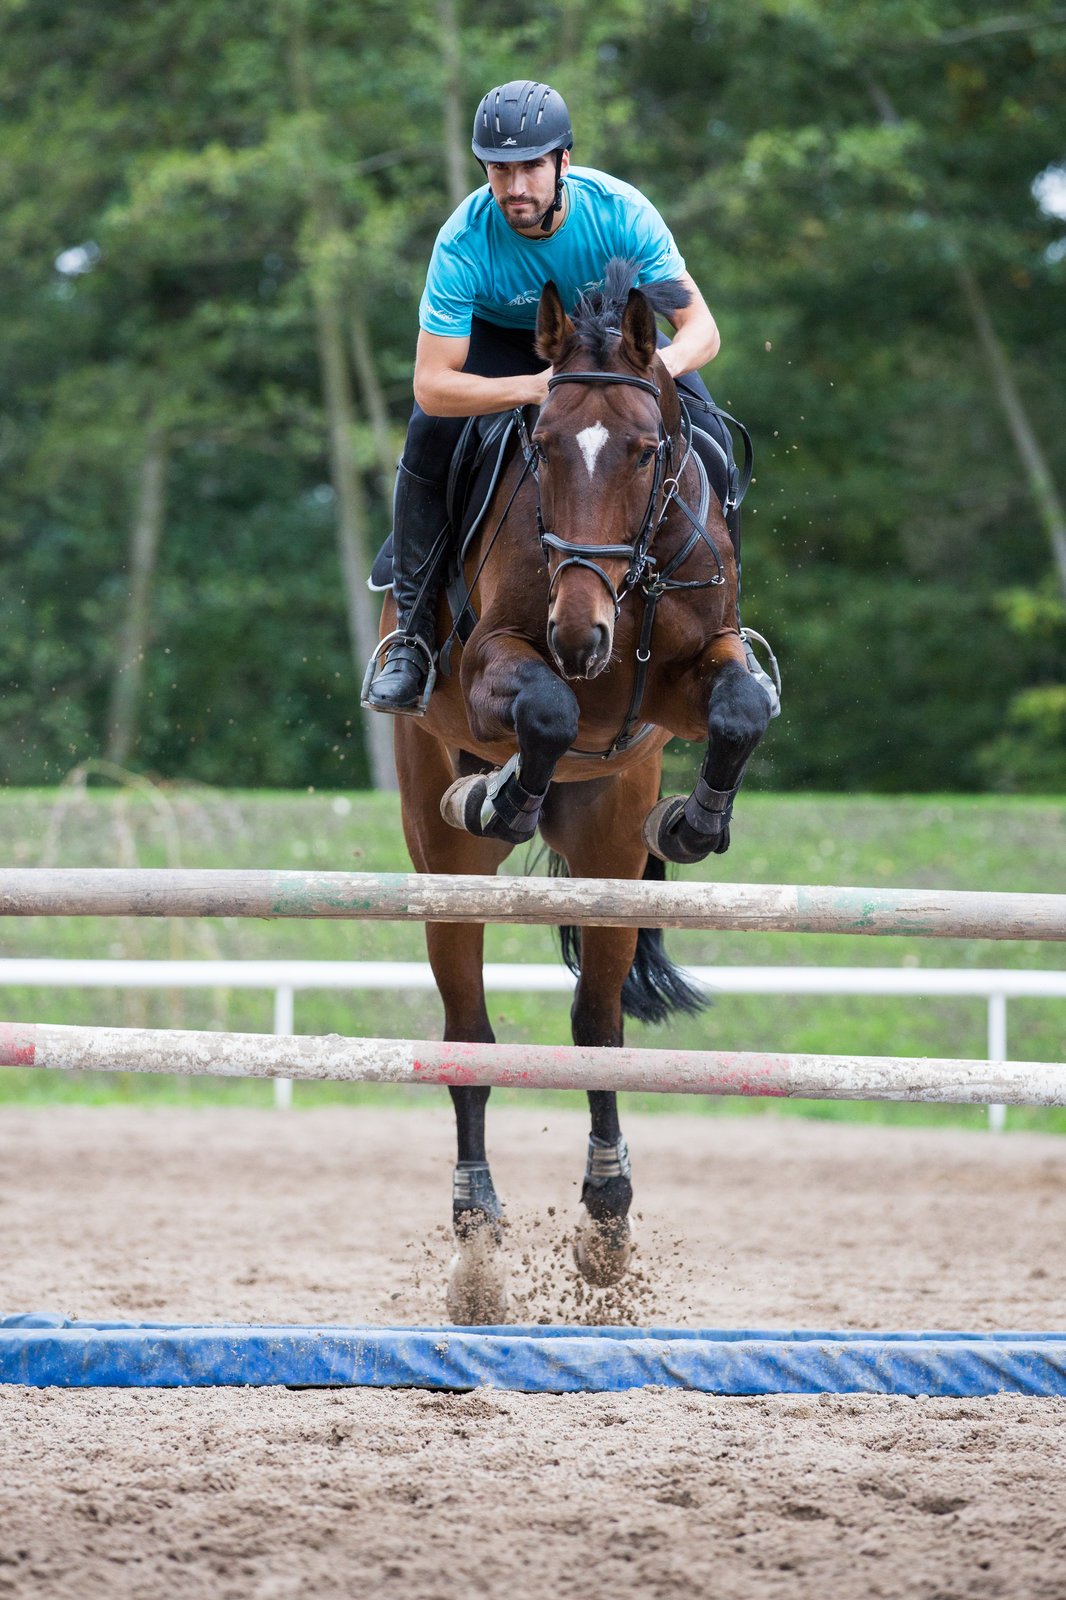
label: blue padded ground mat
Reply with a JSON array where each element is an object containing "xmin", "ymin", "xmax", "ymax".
[{"xmin": 4, "ymin": 1316, "xmax": 1066, "ymax": 1394}]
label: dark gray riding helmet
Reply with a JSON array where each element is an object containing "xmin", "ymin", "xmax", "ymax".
[
  {"xmin": 471, "ymin": 81, "xmax": 573, "ymax": 162},
  {"xmin": 472, "ymin": 81, "xmax": 573, "ymax": 231}
]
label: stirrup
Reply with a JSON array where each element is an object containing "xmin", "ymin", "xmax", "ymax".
[
  {"xmin": 360, "ymin": 630, "xmax": 437, "ymax": 717},
  {"xmin": 740, "ymin": 627, "xmax": 782, "ymax": 718}
]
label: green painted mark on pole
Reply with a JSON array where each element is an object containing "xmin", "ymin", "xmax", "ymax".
[{"xmin": 267, "ymin": 871, "xmax": 403, "ymax": 919}]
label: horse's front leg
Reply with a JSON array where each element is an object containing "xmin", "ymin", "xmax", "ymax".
[
  {"xmin": 644, "ymin": 643, "xmax": 771, "ymax": 865},
  {"xmin": 442, "ymin": 646, "xmax": 579, "ymax": 844}
]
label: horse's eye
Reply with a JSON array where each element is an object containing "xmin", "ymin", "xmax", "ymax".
[{"xmin": 637, "ymin": 446, "xmax": 656, "ymax": 469}]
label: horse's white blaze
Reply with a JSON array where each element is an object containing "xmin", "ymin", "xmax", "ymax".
[{"xmin": 576, "ymin": 421, "xmax": 610, "ymax": 478}]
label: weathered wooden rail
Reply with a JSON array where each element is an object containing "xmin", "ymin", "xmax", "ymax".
[
  {"xmin": 0, "ymin": 871, "xmax": 1061, "ymax": 1107},
  {"xmin": 2, "ymin": 1023, "xmax": 1064, "ymax": 1106},
  {"xmin": 0, "ymin": 869, "xmax": 1062, "ymax": 940}
]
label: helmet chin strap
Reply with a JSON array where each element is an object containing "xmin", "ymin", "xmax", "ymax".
[{"xmin": 539, "ymin": 149, "xmax": 565, "ymax": 232}]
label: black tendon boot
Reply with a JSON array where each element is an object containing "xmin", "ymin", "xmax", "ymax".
[
  {"xmin": 727, "ymin": 500, "xmax": 781, "ymax": 720},
  {"xmin": 361, "ymin": 463, "xmax": 451, "ymax": 716}
]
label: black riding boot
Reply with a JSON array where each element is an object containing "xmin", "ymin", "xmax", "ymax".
[{"xmin": 362, "ymin": 463, "xmax": 450, "ymax": 716}]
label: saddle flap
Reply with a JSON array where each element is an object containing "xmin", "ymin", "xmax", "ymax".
[
  {"xmin": 368, "ymin": 535, "xmax": 394, "ymax": 592},
  {"xmin": 366, "ymin": 411, "xmax": 521, "ymax": 599},
  {"xmin": 448, "ymin": 410, "xmax": 519, "ymax": 550}
]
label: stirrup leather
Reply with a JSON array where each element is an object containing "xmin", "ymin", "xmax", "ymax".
[{"xmin": 360, "ymin": 630, "xmax": 437, "ymax": 716}]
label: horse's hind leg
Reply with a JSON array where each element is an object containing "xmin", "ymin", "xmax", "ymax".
[
  {"xmin": 395, "ymin": 718, "xmax": 513, "ymax": 1324},
  {"xmin": 571, "ymin": 927, "xmax": 638, "ymax": 1289},
  {"xmin": 541, "ymin": 765, "xmax": 661, "ymax": 1287},
  {"xmin": 434, "ymin": 925, "xmax": 509, "ymax": 1326}
]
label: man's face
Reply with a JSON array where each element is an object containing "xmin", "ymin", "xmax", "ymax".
[{"xmin": 485, "ymin": 150, "xmax": 570, "ymax": 233}]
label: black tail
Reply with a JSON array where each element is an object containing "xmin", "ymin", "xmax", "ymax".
[{"xmin": 548, "ymin": 852, "xmax": 707, "ymax": 1025}]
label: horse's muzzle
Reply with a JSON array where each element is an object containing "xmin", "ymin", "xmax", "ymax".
[{"xmin": 547, "ymin": 620, "xmax": 612, "ymax": 680}]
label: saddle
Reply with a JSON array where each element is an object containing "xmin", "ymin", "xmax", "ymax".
[
  {"xmin": 368, "ymin": 409, "xmax": 520, "ymax": 599},
  {"xmin": 369, "ymin": 410, "xmax": 525, "ymax": 671},
  {"xmin": 369, "ymin": 397, "xmax": 744, "ymax": 671}
]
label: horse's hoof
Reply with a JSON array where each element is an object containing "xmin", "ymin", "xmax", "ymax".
[
  {"xmin": 439, "ymin": 769, "xmax": 538, "ymax": 846},
  {"xmin": 445, "ymin": 1233, "xmax": 509, "ymax": 1325},
  {"xmin": 642, "ymin": 795, "xmax": 725, "ymax": 865},
  {"xmin": 440, "ymin": 772, "xmax": 488, "ymax": 834},
  {"xmin": 642, "ymin": 795, "xmax": 700, "ymax": 864},
  {"xmin": 572, "ymin": 1204, "xmax": 636, "ymax": 1288},
  {"xmin": 642, "ymin": 794, "xmax": 686, "ymax": 862}
]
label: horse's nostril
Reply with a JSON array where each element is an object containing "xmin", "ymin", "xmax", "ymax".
[
  {"xmin": 547, "ymin": 619, "xmax": 612, "ymax": 679},
  {"xmin": 587, "ymin": 624, "xmax": 610, "ymax": 668}
]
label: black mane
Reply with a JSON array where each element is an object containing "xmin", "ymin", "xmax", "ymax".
[{"xmin": 571, "ymin": 257, "xmax": 690, "ymax": 364}]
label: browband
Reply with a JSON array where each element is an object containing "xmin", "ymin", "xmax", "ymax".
[{"xmin": 547, "ymin": 371, "xmax": 661, "ymax": 399}]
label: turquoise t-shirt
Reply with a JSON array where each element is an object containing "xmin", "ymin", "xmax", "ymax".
[{"xmin": 418, "ymin": 166, "xmax": 686, "ymax": 337}]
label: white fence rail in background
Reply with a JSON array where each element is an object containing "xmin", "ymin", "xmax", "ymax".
[{"xmin": 1, "ymin": 960, "xmax": 1063, "ymax": 1128}]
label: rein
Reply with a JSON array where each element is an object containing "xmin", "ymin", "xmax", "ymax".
[{"xmin": 519, "ymin": 367, "xmax": 731, "ymax": 757}]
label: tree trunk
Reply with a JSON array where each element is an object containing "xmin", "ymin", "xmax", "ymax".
[
  {"xmin": 106, "ymin": 425, "xmax": 168, "ymax": 767},
  {"xmin": 954, "ymin": 259, "xmax": 1066, "ymax": 600},
  {"xmin": 349, "ymin": 300, "xmax": 399, "ymax": 491},
  {"xmin": 866, "ymin": 76, "xmax": 1066, "ymax": 600},
  {"xmin": 438, "ymin": 0, "xmax": 468, "ymax": 210},
  {"xmin": 286, "ymin": 12, "xmax": 396, "ymax": 790},
  {"xmin": 312, "ymin": 287, "xmax": 397, "ymax": 790}
]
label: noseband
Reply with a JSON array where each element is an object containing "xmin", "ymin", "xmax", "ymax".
[{"xmin": 520, "ymin": 369, "xmax": 725, "ymax": 615}]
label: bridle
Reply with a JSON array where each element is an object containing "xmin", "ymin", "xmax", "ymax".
[
  {"xmin": 515, "ymin": 363, "xmax": 741, "ymax": 757},
  {"xmin": 518, "ymin": 369, "xmax": 725, "ymax": 617}
]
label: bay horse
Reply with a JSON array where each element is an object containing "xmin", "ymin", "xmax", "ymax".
[{"xmin": 384, "ymin": 260, "xmax": 773, "ymax": 1321}]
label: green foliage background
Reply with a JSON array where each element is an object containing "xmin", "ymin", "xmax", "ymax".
[{"xmin": 2, "ymin": 0, "xmax": 1064, "ymax": 791}]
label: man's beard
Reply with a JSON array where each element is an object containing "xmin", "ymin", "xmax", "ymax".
[{"xmin": 498, "ymin": 197, "xmax": 549, "ymax": 234}]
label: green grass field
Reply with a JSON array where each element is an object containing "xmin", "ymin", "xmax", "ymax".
[{"xmin": 0, "ymin": 785, "xmax": 1062, "ymax": 1131}]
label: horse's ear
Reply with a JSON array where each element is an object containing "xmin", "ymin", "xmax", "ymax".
[
  {"xmin": 536, "ymin": 280, "xmax": 573, "ymax": 363},
  {"xmin": 620, "ymin": 287, "xmax": 658, "ymax": 369}
]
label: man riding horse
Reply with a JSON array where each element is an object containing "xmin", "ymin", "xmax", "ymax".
[{"xmin": 364, "ymin": 78, "xmax": 779, "ymax": 718}]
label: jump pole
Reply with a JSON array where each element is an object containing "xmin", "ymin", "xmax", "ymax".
[
  {"xmin": 5, "ymin": 1317, "xmax": 1066, "ymax": 1395},
  {"xmin": 2, "ymin": 1022, "xmax": 1064, "ymax": 1106},
  {"xmin": 0, "ymin": 869, "xmax": 1062, "ymax": 940}
]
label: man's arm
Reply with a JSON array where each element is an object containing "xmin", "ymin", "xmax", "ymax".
[
  {"xmin": 413, "ymin": 331, "xmax": 551, "ymax": 418},
  {"xmin": 657, "ymin": 271, "xmax": 721, "ymax": 378}
]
